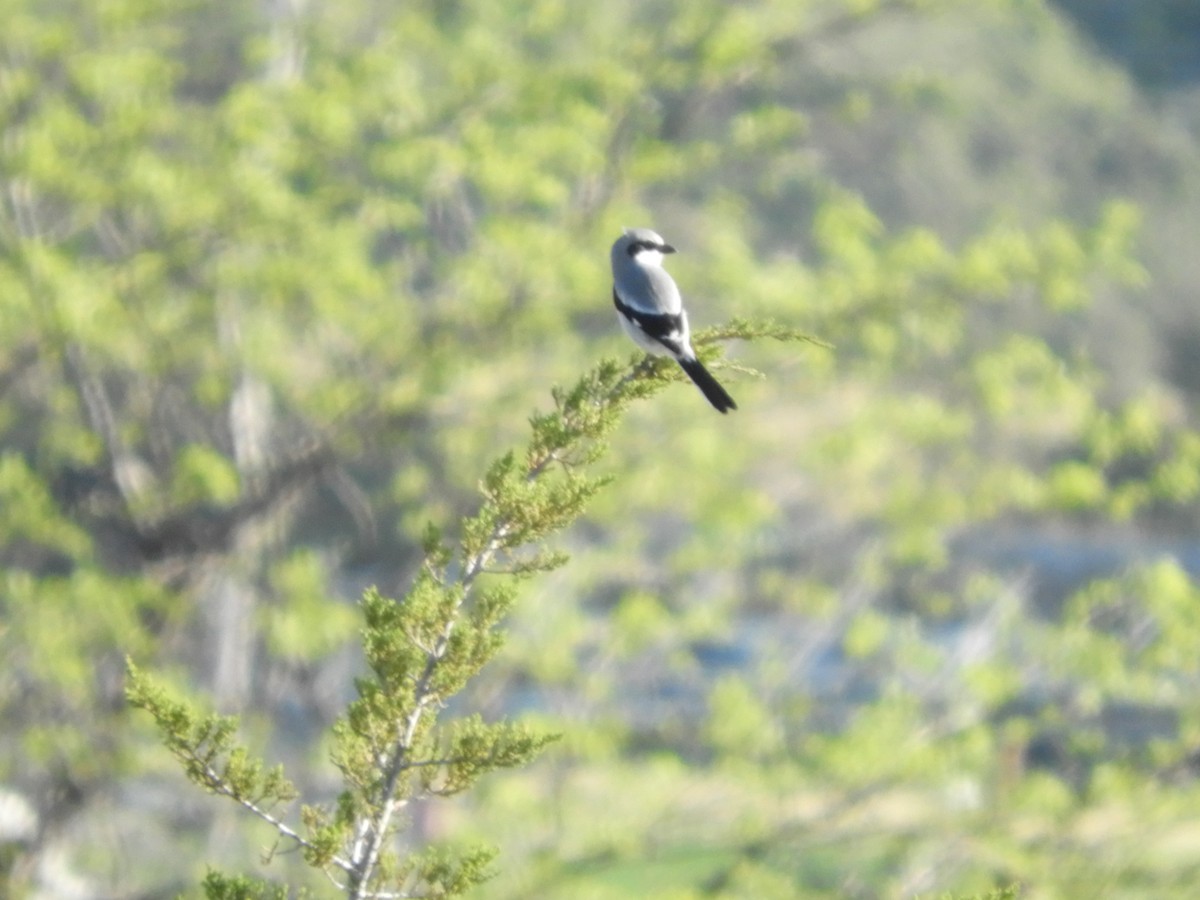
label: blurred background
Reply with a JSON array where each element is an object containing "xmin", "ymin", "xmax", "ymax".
[{"xmin": 3, "ymin": 0, "xmax": 1200, "ymax": 897}]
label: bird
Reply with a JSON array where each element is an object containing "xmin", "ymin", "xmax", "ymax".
[{"xmin": 610, "ymin": 227, "xmax": 737, "ymax": 413}]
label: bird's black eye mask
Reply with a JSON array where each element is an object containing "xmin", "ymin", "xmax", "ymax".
[{"xmin": 626, "ymin": 239, "xmax": 676, "ymax": 256}]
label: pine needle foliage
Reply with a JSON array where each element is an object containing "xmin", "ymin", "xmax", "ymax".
[{"xmin": 126, "ymin": 328, "xmax": 814, "ymax": 899}]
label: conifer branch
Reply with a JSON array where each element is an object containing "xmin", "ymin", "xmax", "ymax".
[
  {"xmin": 341, "ymin": 356, "xmax": 657, "ymax": 896},
  {"xmin": 128, "ymin": 326, "xmax": 811, "ymax": 899},
  {"xmin": 196, "ymin": 759, "xmax": 355, "ymax": 875}
]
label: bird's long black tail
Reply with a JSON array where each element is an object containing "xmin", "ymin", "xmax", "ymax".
[{"xmin": 678, "ymin": 356, "xmax": 737, "ymax": 413}]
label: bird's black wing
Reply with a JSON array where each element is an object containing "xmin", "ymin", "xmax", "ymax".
[{"xmin": 613, "ymin": 289, "xmax": 687, "ymax": 356}]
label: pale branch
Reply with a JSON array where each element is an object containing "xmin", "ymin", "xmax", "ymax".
[
  {"xmin": 347, "ymin": 518, "xmax": 514, "ymax": 896},
  {"xmin": 322, "ymin": 868, "xmax": 348, "ymax": 893},
  {"xmin": 355, "ymin": 890, "xmax": 421, "ymax": 900},
  {"xmin": 347, "ymin": 391, "xmax": 583, "ymax": 894},
  {"xmin": 195, "ymin": 761, "xmax": 354, "ymax": 876}
]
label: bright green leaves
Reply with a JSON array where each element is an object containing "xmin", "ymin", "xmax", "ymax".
[
  {"xmin": 970, "ymin": 334, "xmax": 1096, "ymax": 425},
  {"xmin": 390, "ymin": 844, "xmax": 499, "ymax": 900},
  {"xmin": 2, "ymin": 1, "xmax": 184, "ymax": 217},
  {"xmin": 126, "ymin": 661, "xmax": 299, "ymax": 808},
  {"xmin": 0, "ymin": 447, "xmax": 174, "ymax": 777},
  {"xmin": 474, "ymin": 453, "xmax": 606, "ymax": 558},
  {"xmin": 1063, "ymin": 560, "xmax": 1200, "ymax": 692},
  {"xmin": 429, "ymin": 716, "xmax": 560, "ymax": 796},
  {"xmin": 458, "ymin": 358, "xmax": 684, "ymax": 567},
  {"xmin": 843, "ymin": 608, "xmax": 892, "ymax": 660},
  {"xmin": 0, "ymin": 453, "xmax": 91, "ymax": 559},
  {"xmin": 169, "ymin": 444, "xmax": 241, "ymax": 507},
  {"xmin": 731, "ymin": 104, "xmax": 810, "ymax": 153},
  {"xmin": 1032, "ymin": 393, "xmax": 1200, "ymax": 519},
  {"xmin": 358, "ymin": 582, "xmax": 451, "ymax": 698},
  {"xmin": 705, "ymin": 675, "xmax": 785, "ymax": 764},
  {"xmin": 200, "ymin": 871, "xmax": 291, "ymax": 900},
  {"xmin": 1088, "ymin": 200, "xmax": 1148, "ymax": 288},
  {"xmin": 1151, "ymin": 431, "xmax": 1200, "ymax": 503},
  {"xmin": 8, "ymin": 570, "xmax": 162, "ymax": 697},
  {"xmin": 264, "ymin": 551, "xmax": 358, "ymax": 662},
  {"xmin": 786, "ymin": 194, "xmax": 1173, "ymax": 580},
  {"xmin": 813, "ymin": 191, "xmax": 885, "ymax": 271},
  {"xmin": 1046, "ymin": 460, "xmax": 1108, "ymax": 511}
]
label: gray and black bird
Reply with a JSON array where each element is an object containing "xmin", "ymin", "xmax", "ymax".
[{"xmin": 610, "ymin": 227, "xmax": 736, "ymax": 413}]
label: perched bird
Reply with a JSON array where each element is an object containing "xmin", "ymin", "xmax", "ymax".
[{"xmin": 610, "ymin": 227, "xmax": 737, "ymax": 413}]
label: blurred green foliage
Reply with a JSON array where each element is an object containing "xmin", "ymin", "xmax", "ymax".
[{"xmin": 2, "ymin": 0, "xmax": 1200, "ymax": 897}]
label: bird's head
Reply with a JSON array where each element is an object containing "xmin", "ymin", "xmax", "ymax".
[{"xmin": 612, "ymin": 227, "xmax": 676, "ymax": 268}]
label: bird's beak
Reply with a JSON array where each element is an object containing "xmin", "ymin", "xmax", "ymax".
[{"xmin": 661, "ymin": 243, "xmax": 677, "ymax": 254}]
